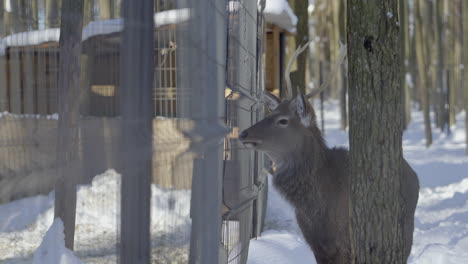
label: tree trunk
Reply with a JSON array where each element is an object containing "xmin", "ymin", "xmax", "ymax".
[
  {"xmin": 399, "ymin": 0, "xmax": 410, "ymax": 129},
  {"xmin": 46, "ymin": 0, "xmax": 59, "ymax": 28},
  {"xmin": 339, "ymin": 0, "xmax": 348, "ymax": 130},
  {"xmin": 54, "ymin": 0, "xmax": 84, "ymax": 250},
  {"xmin": 0, "ymin": 0, "xmax": 4, "ymax": 36},
  {"xmin": 448, "ymin": 0, "xmax": 457, "ymax": 127},
  {"xmin": 434, "ymin": 0, "xmax": 444, "ymax": 129},
  {"xmin": 98, "ymin": 0, "xmax": 111, "ymax": 19},
  {"xmin": 3, "ymin": 0, "xmax": 12, "ymax": 35},
  {"xmin": 290, "ymin": 0, "xmax": 309, "ymax": 95},
  {"xmin": 415, "ymin": 0, "xmax": 433, "ymax": 146},
  {"xmin": 347, "ymin": 1, "xmax": 406, "ymax": 262},
  {"xmin": 31, "ymin": 0, "xmax": 38, "ymax": 29},
  {"xmin": 463, "ymin": 0, "xmax": 468, "ymax": 154}
]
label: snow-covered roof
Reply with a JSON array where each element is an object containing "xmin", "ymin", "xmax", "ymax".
[
  {"xmin": 82, "ymin": 8, "xmax": 190, "ymax": 42},
  {"xmin": 263, "ymin": 0, "xmax": 297, "ymax": 33},
  {"xmin": 0, "ymin": 28, "xmax": 60, "ymax": 56},
  {"xmin": 0, "ymin": 9, "xmax": 190, "ymax": 56}
]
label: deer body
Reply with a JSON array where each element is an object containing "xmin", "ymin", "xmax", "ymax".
[{"xmin": 239, "ymin": 95, "xmax": 419, "ymax": 264}]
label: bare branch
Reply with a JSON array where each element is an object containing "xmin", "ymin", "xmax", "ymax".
[
  {"xmin": 306, "ymin": 43, "xmax": 347, "ymax": 98},
  {"xmin": 285, "ymin": 40, "xmax": 312, "ymax": 98}
]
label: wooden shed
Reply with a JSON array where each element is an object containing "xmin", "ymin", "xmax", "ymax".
[
  {"xmin": 0, "ymin": 8, "xmax": 189, "ymax": 118},
  {"xmin": 263, "ymin": 0, "xmax": 297, "ymax": 97},
  {"xmin": 0, "ymin": 29, "xmax": 61, "ymax": 115}
]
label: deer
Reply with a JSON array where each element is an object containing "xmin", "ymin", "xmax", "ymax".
[{"xmin": 238, "ymin": 43, "xmax": 419, "ymax": 263}]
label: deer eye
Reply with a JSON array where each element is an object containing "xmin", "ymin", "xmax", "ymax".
[{"xmin": 277, "ymin": 119, "xmax": 289, "ymax": 126}]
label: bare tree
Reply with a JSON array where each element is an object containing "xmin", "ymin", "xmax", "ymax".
[
  {"xmin": 347, "ymin": 0, "xmax": 413, "ymax": 262},
  {"xmin": 399, "ymin": 0, "xmax": 411, "ymax": 129},
  {"xmin": 290, "ymin": 0, "xmax": 309, "ymax": 96},
  {"xmin": 45, "ymin": 0, "xmax": 59, "ymax": 28},
  {"xmin": 98, "ymin": 0, "xmax": 111, "ymax": 19},
  {"xmin": 415, "ymin": 0, "xmax": 432, "ymax": 146}
]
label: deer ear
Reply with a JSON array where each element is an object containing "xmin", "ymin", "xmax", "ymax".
[
  {"xmin": 295, "ymin": 93, "xmax": 312, "ymax": 127},
  {"xmin": 262, "ymin": 91, "xmax": 280, "ymax": 111}
]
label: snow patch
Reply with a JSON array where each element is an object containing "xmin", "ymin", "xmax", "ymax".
[
  {"xmin": 247, "ymin": 230, "xmax": 316, "ymax": 264},
  {"xmin": 0, "ymin": 111, "xmax": 59, "ymax": 120},
  {"xmin": 33, "ymin": 218, "xmax": 83, "ymax": 264},
  {"xmin": 0, "ymin": 192, "xmax": 54, "ymax": 233},
  {"xmin": 0, "ymin": 169, "xmax": 191, "ymax": 262},
  {"xmin": 263, "ymin": 0, "xmax": 298, "ymax": 33}
]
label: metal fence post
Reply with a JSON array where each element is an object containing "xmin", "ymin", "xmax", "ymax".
[
  {"xmin": 119, "ymin": 0, "xmax": 154, "ymax": 262},
  {"xmin": 179, "ymin": 0, "xmax": 229, "ymax": 263}
]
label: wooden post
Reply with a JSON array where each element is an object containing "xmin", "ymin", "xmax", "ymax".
[
  {"xmin": 37, "ymin": 51, "xmax": 48, "ymax": 114},
  {"xmin": 23, "ymin": 50, "xmax": 36, "ymax": 113},
  {"xmin": 0, "ymin": 56, "xmax": 7, "ymax": 111},
  {"xmin": 9, "ymin": 49, "xmax": 22, "ymax": 113}
]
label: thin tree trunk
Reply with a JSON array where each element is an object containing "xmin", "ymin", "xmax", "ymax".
[
  {"xmin": 347, "ymin": 0, "xmax": 406, "ymax": 262},
  {"xmin": 399, "ymin": 0, "xmax": 410, "ymax": 129},
  {"xmin": 83, "ymin": 0, "xmax": 93, "ymax": 26},
  {"xmin": 0, "ymin": 0, "xmax": 4, "ymax": 36},
  {"xmin": 46, "ymin": 0, "xmax": 59, "ymax": 28},
  {"xmin": 98, "ymin": 0, "xmax": 111, "ymax": 19},
  {"xmin": 463, "ymin": 0, "xmax": 468, "ymax": 154},
  {"xmin": 290, "ymin": 0, "xmax": 309, "ymax": 95},
  {"xmin": 434, "ymin": 0, "xmax": 443, "ymax": 128},
  {"xmin": 54, "ymin": 0, "xmax": 84, "ymax": 250},
  {"xmin": 3, "ymin": 0, "xmax": 12, "ymax": 35},
  {"xmin": 339, "ymin": 0, "xmax": 348, "ymax": 130},
  {"xmin": 330, "ymin": 0, "xmax": 341, "ymax": 99},
  {"xmin": 415, "ymin": 0, "xmax": 433, "ymax": 146},
  {"xmin": 448, "ymin": 0, "xmax": 457, "ymax": 127},
  {"xmin": 31, "ymin": 0, "xmax": 38, "ymax": 29},
  {"xmin": 10, "ymin": 0, "xmax": 26, "ymax": 32}
]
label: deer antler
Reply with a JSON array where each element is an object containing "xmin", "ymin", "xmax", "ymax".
[
  {"xmin": 285, "ymin": 40, "xmax": 312, "ymax": 98},
  {"xmin": 305, "ymin": 43, "xmax": 347, "ymax": 99}
]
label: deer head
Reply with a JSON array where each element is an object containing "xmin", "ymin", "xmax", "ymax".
[
  {"xmin": 238, "ymin": 41, "xmax": 346, "ymax": 164},
  {"xmin": 239, "ymin": 91, "xmax": 319, "ymax": 163}
]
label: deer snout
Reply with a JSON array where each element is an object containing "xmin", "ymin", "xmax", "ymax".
[
  {"xmin": 238, "ymin": 129, "xmax": 262, "ymax": 148},
  {"xmin": 239, "ymin": 130, "xmax": 248, "ymax": 141}
]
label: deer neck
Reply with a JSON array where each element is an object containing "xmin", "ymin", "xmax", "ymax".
[{"xmin": 272, "ymin": 130, "xmax": 327, "ymax": 206}]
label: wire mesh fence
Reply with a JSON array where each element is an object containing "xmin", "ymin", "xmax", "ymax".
[{"xmin": 0, "ymin": 0, "xmax": 266, "ymax": 263}]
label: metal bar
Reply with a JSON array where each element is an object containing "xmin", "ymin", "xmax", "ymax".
[
  {"xmin": 119, "ymin": 0, "xmax": 154, "ymax": 262},
  {"xmin": 184, "ymin": 0, "xmax": 228, "ymax": 263}
]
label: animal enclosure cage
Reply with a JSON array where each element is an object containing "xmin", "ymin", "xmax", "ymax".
[{"xmin": 0, "ymin": 0, "xmax": 268, "ymax": 263}]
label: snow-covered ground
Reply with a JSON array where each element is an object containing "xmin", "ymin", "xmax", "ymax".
[
  {"xmin": 0, "ymin": 100, "xmax": 467, "ymax": 263},
  {"xmin": 247, "ymin": 101, "xmax": 468, "ymax": 264},
  {"xmin": 0, "ymin": 170, "xmax": 191, "ymax": 263}
]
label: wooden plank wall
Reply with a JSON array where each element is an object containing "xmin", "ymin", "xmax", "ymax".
[
  {"xmin": 22, "ymin": 50, "xmax": 36, "ymax": 113},
  {"xmin": 9, "ymin": 50, "xmax": 22, "ymax": 113}
]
